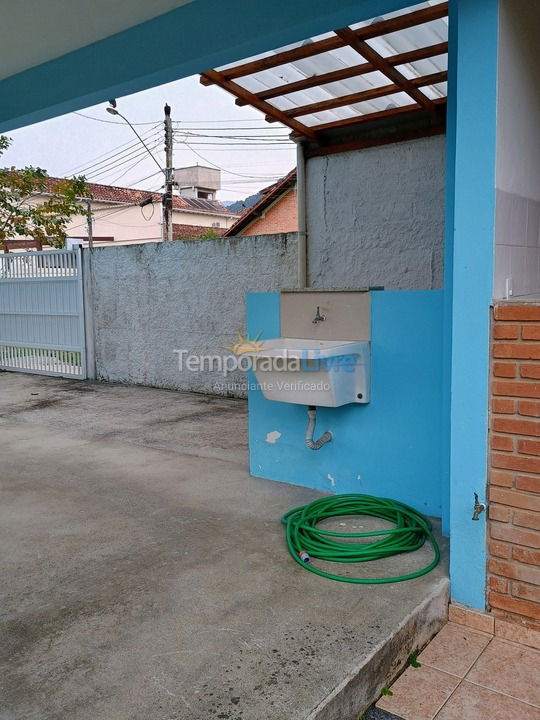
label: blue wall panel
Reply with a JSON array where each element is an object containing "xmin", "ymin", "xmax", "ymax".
[
  {"xmin": 448, "ymin": 0, "xmax": 499, "ymax": 610},
  {"xmin": 247, "ymin": 290, "xmax": 445, "ymax": 519},
  {"xmin": 0, "ymin": 0, "xmax": 413, "ymax": 132}
]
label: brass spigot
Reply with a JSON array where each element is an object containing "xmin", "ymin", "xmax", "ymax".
[{"xmin": 472, "ymin": 492, "xmax": 487, "ymax": 521}]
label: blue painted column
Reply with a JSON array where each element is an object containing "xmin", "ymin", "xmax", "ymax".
[{"xmin": 449, "ymin": 0, "xmax": 499, "ymax": 609}]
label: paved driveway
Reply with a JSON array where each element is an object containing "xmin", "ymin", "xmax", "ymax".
[{"xmin": 0, "ymin": 373, "xmax": 448, "ymax": 720}]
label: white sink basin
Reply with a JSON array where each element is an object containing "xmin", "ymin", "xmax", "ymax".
[{"xmin": 243, "ymin": 337, "xmax": 370, "ymax": 407}]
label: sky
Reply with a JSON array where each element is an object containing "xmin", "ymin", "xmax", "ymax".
[{"xmin": 1, "ymin": 75, "xmax": 296, "ymax": 203}]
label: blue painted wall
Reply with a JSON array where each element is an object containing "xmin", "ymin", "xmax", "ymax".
[
  {"xmin": 448, "ymin": 0, "xmax": 499, "ymax": 610},
  {"xmin": 247, "ymin": 290, "xmax": 445, "ymax": 520},
  {"xmin": 1, "ymin": 0, "xmax": 414, "ymax": 132}
]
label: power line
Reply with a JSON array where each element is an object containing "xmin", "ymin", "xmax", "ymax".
[
  {"xmin": 174, "ymin": 126, "xmax": 287, "ymax": 131},
  {"xmin": 178, "ymin": 140, "xmax": 291, "ymax": 179},
  {"xmin": 70, "ymin": 132, "xmax": 161, "ymax": 177},
  {"xmin": 105, "ymin": 150, "xmax": 162, "ymax": 186},
  {"xmin": 175, "ymin": 118, "xmax": 285, "ymax": 123},
  {"xmin": 85, "ymin": 140, "xmax": 163, "ymax": 181},
  {"xmin": 82, "ymin": 139, "xmax": 163, "ymax": 181},
  {"xmin": 173, "ymin": 131, "xmax": 291, "ymax": 140},
  {"xmin": 68, "ymin": 204, "xmax": 141, "ymax": 231},
  {"xmin": 74, "ymin": 111, "xmax": 161, "ymax": 126},
  {"xmin": 62, "ymin": 125, "xmax": 161, "ymax": 176},
  {"xmin": 73, "ymin": 111, "xmax": 288, "ymax": 127},
  {"xmin": 174, "ymin": 143, "xmax": 294, "ymax": 153}
]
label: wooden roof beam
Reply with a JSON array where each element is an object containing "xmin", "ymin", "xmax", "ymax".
[
  {"xmin": 334, "ymin": 27, "xmax": 438, "ymax": 118},
  {"xmin": 279, "ymin": 70, "xmax": 447, "ymax": 120},
  {"xmin": 199, "ymin": 69, "xmax": 318, "ymax": 140},
  {"xmin": 309, "ymin": 96, "xmax": 446, "ymax": 133},
  {"xmin": 235, "ymin": 41, "xmax": 447, "ymax": 106},
  {"xmin": 203, "ymin": 2, "xmax": 448, "ymax": 84}
]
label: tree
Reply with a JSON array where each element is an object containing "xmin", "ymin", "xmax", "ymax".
[{"xmin": 0, "ymin": 135, "xmax": 88, "ymax": 249}]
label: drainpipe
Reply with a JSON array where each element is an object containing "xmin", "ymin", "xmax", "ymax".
[{"xmin": 294, "ymin": 137, "xmax": 307, "ymax": 288}]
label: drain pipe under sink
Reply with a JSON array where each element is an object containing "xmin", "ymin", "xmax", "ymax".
[{"xmin": 305, "ymin": 406, "xmax": 332, "ymax": 450}]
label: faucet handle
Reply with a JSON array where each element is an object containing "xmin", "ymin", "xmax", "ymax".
[
  {"xmin": 472, "ymin": 492, "xmax": 487, "ymax": 521},
  {"xmin": 312, "ymin": 306, "xmax": 326, "ymax": 324}
]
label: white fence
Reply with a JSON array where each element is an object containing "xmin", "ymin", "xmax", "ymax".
[{"xmin": 0, "ymin": 248, "xmax": 86, "ymax": 378}]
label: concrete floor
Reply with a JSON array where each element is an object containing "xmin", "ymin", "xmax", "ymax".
[{"xmin": 0, "ymin": 373, "xmax": 449, "ymax": 720}]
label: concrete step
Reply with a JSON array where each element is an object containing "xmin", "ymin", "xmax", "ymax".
[{"xmin": 307, "ymin": 577, "xmax": 449, "ymax": 720}]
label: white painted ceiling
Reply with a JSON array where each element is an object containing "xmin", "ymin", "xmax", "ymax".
[{"xmin": 0, "ymin": 0, "xmax": 194, "ymax": 82}]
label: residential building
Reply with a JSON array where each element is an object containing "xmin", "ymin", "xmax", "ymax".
[
  {"xmin": 224, "ymin": 169, "xmax": 297, "ymax": 236},
  {"xmin": 2, "ymin": 174, "xmax": 239, "ymax": 251},
  {"xmin": 53, "ymin": 176, "xmax": 239, "ymax": 245}
]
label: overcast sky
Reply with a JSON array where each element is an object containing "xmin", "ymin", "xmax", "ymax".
[{"xmin": 1, "ymin": 75, "xmax": 296, "ymax": 202}]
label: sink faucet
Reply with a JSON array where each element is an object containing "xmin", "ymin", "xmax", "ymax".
[
  {"xmin": 312, "ymin": 306, "xmax": 326, "ymax": 324},
  {"xmin": 472, "ymin": 492, "xmax": 487, "ymax": 521}
]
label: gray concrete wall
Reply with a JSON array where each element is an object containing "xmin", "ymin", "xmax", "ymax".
[
  {"xmin": 89, "ymin": 136, "xmax": 446, "ymax": 396},
  {"xmin": 306, "ymin": 135, "xmax": 446, "ymax": 290},
  {"xmin": 88, "ymin": 233, "xmax": 297, "ymax": 396}
]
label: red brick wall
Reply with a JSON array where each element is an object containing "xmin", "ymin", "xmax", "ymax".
[
  {"xmin": 241, "ymin": 189, "xmax": 297, "ymax": 236},
  {"xmin": 489, "ymin": 303, "xmax": 540, "ymax": 630},
  {"xmin": 173, "ymin": 223, "xmax": 226, "ymax": 240}
]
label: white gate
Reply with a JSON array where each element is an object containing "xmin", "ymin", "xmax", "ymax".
[{"xmin": 0, "ymin": 248, "xmax": 86, "ymax": 378}]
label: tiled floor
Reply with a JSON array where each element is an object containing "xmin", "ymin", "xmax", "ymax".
[{"xmin": 376, "ymin": 622, "xmax": 540, "ymax": 719}]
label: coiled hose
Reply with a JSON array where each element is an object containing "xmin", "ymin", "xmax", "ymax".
[{"xmin": 281, "ymin": 493, "xmax": 440, "ymax": 584}]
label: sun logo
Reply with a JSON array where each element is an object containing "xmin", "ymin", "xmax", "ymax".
[{"xmin": 221, "ymin": 331, "xmax": 266, "ymax": 356}]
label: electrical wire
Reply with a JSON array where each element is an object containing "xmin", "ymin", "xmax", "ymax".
[
  {"xmin": 282, "ymin": 494, "xmax": 440, "ymax": 584},
  {"xmin": 85, "ymin": 140, "xmax": 163, "ymax": 181},
  {"xmin": 74, "ymin": 111, "xmax": 162, "ymax": 126},
  {"xmin": 105, "ymin": 152, "xmax": 161, "ymax": 186},
  {"xmin": 84, "ymin": 143, "xmax": 162, "ymax": 182},
  {"xmin": 178, "ymin": 140, "xmax": 289, "ymax": 180},
  {"xmin": 67, "ymin": 204, "xmax": 141, "ymax": 232},
  {"xmin": 62, "ymin": 125, "xmax": 161, "ymax": 176}
]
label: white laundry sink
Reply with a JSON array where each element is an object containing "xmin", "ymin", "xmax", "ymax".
[{"xmin": 243, "ymin": 337, "xmax": 370, "ymax": 407}]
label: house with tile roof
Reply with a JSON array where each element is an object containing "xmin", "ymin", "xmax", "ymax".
[
  {"xmin": 56, "ymin": 177, "xmax": 238, "ymax": 246},
  {"xmin": 224, "ymin": 169, "xmax": 297, "ymax": 237},
  {"xmin": 8, "ymin": 176, "xmax": 240, "ymax": 249}
]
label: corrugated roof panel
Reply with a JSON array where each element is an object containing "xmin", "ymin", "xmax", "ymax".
[{"xmin": 204, "ymin": 0, "xmax": 449, "ymax": 136}]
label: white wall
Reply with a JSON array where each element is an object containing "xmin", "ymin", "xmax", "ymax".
[
  {"xmin": 306, "ymin": 135, "xmax": 446, "ymax": 290},
  {"xmin": 494, "ymin": 0, "xmax": 540, "ymax": 298},
  {"xmin": 21, "ymin": 197, "xmax": 237, "ymax": 245},
  {"xmin": 67, "ymin": 205, "xmax": 236, "ymax": 243}
]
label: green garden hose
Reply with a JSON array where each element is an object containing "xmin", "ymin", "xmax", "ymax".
[{"xmin": 281, "ymin": 493, "xmax": 440, "ymax": 584}]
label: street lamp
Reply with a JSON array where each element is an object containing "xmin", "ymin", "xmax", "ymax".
[
  {"xmin": 106, "ymin": 102, "xmax": 164, "ymax": 175},
  {"xmin": 105, "ymin": 101, "xmax": 173, "ymax": 242}
]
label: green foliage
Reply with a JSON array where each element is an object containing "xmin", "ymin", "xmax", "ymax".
[
  {"xmin": 196, "ymin": 228, "xmax": 220, "ymax": 239},
  {"xmin": 175, "ymin": 228, "xmax": 221, "ymax": 242},
  {"xmin": 381, "ymin": 687, "xmax": 393, "ymax": 697},
  {"xmin": 0, "ymin": 135, "xmax": 88, "ymax": 249},
  {"xmin": 407, "ymin": 652, "xmax": 422, "ymax": 669}
]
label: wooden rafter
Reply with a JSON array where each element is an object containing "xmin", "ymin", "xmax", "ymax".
[
  {"xmin": 304, "ymin": 124, "xmax": 446, "ymax": 159},
  {"xmin": 334, "ymin": 27, "xmax": 437, "ymax": 118},
  {"xmin": 199, "ymin": 70, "xmax": 318, "ymax": 140},
  {"xmin": 201, "ymin": 3, "xmax": 448, "ymax": 85},
  {"xmin": 272, "ymin": 71, "xmax": 447, "ymax": 121},
  {"xmin": 200, "ymin": 2, "xmax": 448, "ymax": 138},
  {"xmin": 309, "ymin": 97, "xmax": 447, "ymax": 133},
  {"xmin": 235, "ymin": 41, "xmax": 448, "ymax": 106}
]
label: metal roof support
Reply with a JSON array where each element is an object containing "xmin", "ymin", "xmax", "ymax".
[{"xmin": 294, "ymin": 138, "xmax": 308, "ymax": 288}]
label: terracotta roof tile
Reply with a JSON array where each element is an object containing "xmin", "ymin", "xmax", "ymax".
[
  {"xmin": 43, "ymin": 177, "xmax": 235, "ymax": 216},
  {"xmin": 224, "ymin": 168, "xmax": 296, "ymax": 236}
]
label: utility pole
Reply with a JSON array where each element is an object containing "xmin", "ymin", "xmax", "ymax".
[
  {"xmin": 86, "ymin": 199, "xmax": 94, "ymax": 250},
  {"xmin": 163, "ymin": 104, "xmax": 174, "ymax": 242}
]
